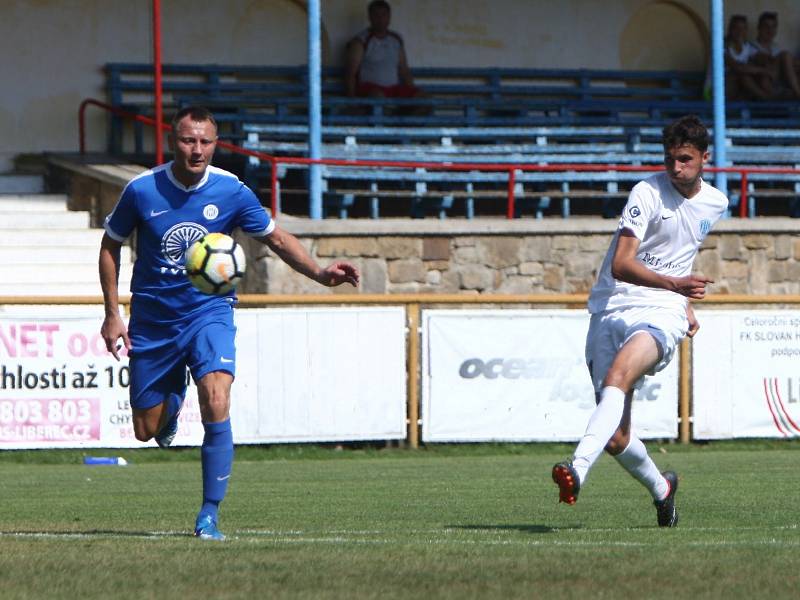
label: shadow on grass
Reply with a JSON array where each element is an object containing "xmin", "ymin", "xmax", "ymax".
[{"xmin": 448, "ymin": 524, "xmax": 582, "ymax": 534}]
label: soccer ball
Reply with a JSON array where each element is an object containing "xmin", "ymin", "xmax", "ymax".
[{"xmin": 185, "ymin": 233, "xmax": 246, "ymax": 295}]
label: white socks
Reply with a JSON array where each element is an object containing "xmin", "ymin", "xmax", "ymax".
[
  {"xmin": 571, "ymin": 384, "xmax": 669, "ymax": 500},
  {"xmin": 572, "ymin": 386, "xmax": 626, "ymax": 485},
  {"xmin": 614, "ymin": 435, "xmax": 669, "ymax": 501}
]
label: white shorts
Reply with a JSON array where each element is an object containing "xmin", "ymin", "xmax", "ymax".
[{"xmin": 584, "ymin": 305, "xmax": 688, "ymax": 393}]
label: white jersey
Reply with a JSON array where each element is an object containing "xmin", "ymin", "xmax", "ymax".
[
  {"xmin": 588, "ymin": 172, "xmax": 728, "ymax": 314},
  {"xmin": 355, "ymin": 28, "xmax": 404, "ymax": 87},
  {"xmin": 727, "ymin": 41, "xmax": 758, "ymax": 64},
  {"xmin": 752, "ymin": 40, "xmax": 782, "ymax": 57}
]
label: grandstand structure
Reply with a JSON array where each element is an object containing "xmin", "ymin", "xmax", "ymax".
[{"xmin": 99, "ymin": 62, "xmax": 800, "ymax": 219}]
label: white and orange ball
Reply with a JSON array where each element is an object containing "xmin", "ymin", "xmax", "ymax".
[{"xmin": 185, "ymin": 233, "xmax": 246, "ymax": 295}]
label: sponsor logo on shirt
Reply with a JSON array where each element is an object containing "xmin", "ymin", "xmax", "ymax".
[
  {"xmin": 160, "ymin": 222, "xmax": 208, "ymax": 268},
  {"xmin": 628, "ymin": 206, "xmax": 641, "ymax": 218},
  {"xmin": 699, "ymin": 219, "xmax": 711, "ymax": 236},
  {"xmin": 640, "ymin": 251, "xmax": 685, "ymax": 271}
]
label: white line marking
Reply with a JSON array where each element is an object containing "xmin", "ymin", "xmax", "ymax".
[{"xmin": 2, "ymin": 527, "xmax": 798, "ymax": 549}]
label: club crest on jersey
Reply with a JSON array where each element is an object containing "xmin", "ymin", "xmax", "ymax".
[
  {"xmin": 203, "ymin": 204, "xmax": 219, "ymax": 220},
  {"xmin": 161, "ymin": 222, "xmax": 208, "ymax": 267},
  {"xmin": 699, "ymin": 219, "xmax": 711, "ymax": 236},
  {"xmin": 628, "ymin": 206, "xmax": 641, "ymax": 218}
]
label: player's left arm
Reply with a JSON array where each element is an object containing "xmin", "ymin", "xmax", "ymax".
[
  {"xmin": 611, "ymin": 230, "xmax": 712, "ymax": 299},
  {"xmin": 255, "ymin": 225, "xmax": 360, "ymax": 287}
]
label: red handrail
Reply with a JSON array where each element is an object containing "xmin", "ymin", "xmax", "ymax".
[{"xmin": 79, "ymin": 98, "xmax": 800, "ymax": 219}]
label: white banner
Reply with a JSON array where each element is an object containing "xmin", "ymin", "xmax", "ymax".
[
  {"xmin": 233, "ymin": 307, "xmax": 407, "ymax": 443},
  {"xmin": 0, "ymin": 306, "xmax": 406, "ymax": 448},
  {"xmin": 421, "ymin": 310, "xmax": 678, "ymax": 442},
  {"xmin": 693, "ymin": 310, "xmax": 800, "ymax": 439}
]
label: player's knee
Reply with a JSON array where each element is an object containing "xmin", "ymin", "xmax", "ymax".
[
  {"xmin": 133, "ymin": 425, "xmax": 155, "ymax": 443},
  {"xmin": 603, "ymin": 370, "xmax": 631, "ymax": 393},
  {"xmin": 204, "ymin": 393, "xmax": 228, "ymax": 413},
  {"xmin": 199, "ymin": 388, "xmax": 230, "ymax": 421}
]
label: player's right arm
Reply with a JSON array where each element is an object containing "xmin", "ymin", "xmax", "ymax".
[
  {"xmin": 611, "ymin": 230, "xmax": 712, "ymax": 299},
  {"xmin": 686, "ymin": 302, "xmax": 700, "ymax": 337},
  {"xmin": 99, "ymin": 233, "xmax": 131, "ymax": 360}
]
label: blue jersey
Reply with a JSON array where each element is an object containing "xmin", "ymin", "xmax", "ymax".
[{"xmin": 104, "ymin": 162, "xmax": 273, "ymax": 326}]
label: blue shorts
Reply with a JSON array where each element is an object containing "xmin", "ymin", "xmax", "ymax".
[{"xmin": 128, "ymin": 309, "xmax": 237, "ymax": 410}]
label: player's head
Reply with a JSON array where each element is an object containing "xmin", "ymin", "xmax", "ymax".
[
  {"xmin": 169, "ymin": 106, "xmax": 218, "ymax": 186},
  {"xmin": 757, "ymin": 11, "xmax": 778, "ymax": 41},
  {"xmin": 662, "ymin": 115, "xmax": 710, "ymax": 193},
  {"xmin": 726, "ymin": 15, "xmax": 747, "ymax": 42},
  {"xmin": 368, "ymin": 0, "xmax": 391, "ymax": 32}
]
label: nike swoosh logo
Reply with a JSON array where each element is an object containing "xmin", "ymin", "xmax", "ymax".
[
  {"xmin": 150, "ymin": 209, "xmax": 169, "ymax": 217},
  {"xmin": 662, "ymin": 215, "xmax": 674, "ymax": 220},
  {"xmin": 220, "ymin": 357, "xmax": 234, "ymax": 363},
  {"xmin": 216, "ymin": 474, "xmax": 231, "ymax": 481}
]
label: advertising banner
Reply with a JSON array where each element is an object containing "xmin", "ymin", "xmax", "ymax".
[
  {"xmin": 693, "ymin": 310, "xmax": 800, "ymax": 439},
  {"xmin": 233, "ymin": 307, "xmax": 407, "ymax": 443},
  {"xmin": 421, "ymin": 310, "xmax": 678, "ymax": 442},
  {"xmin": 0, "ymin": 305, "xmax": 406, "ymax": 448}
]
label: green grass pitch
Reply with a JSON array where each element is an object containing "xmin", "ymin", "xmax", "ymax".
[{"xmin": 0, "ymin": 443, "xmax": 798, "ymax": 599}]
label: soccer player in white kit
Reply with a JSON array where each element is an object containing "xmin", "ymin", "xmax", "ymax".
[{"xmin": 552, "ymin": 115, "xmax": 728, "ymax": 527}]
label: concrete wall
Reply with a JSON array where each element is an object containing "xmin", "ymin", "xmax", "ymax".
[
  {"xmin": 241, "ymin": 217, "xmax": 800, "ymax": 297},
  {"xmin": 4, "ymin": 0, "xmax": 800, "ymax": 171}
]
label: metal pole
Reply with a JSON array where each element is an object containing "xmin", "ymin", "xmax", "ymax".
[
  {"xmin": 679, "ymin": 337, "xmax": 691, "ymax": 443},
  {"xmin": 406, "ymin": 303, "xmax": 420, "ymax": 448},
  {"xmin": 307, "ymin": 0, "xmax": 323, "ymax": 219},
  {"xmin": 506, "ymin": 168, "xmax": 516, "ymax": 219},
  {"xmin": 153, "ymin": 0, "xmax": 163, "ymax": 165},
  {"xmin": 711, "ymin": 0, "xmax": 727, "ymax": 197}
]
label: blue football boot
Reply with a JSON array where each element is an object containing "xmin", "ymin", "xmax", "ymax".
[{"xmin": 194, "ymin": 514, "xmax": 226, "ymax": 541}]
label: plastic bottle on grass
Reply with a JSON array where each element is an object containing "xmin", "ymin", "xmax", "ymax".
[{"xmin": 83, "ymin": 456, "xmax": 128, "ymax": 466}]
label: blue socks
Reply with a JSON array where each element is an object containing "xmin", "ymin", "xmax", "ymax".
[{"xmin": 199, "ymin": 419, "xmax": 233, "ymax": 523}]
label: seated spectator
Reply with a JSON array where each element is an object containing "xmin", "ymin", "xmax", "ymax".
[
  {"xmin": 724, "ymin": 15, "xmax": 773, "ymax": 100},
  {"xmin": 344, "ymin": 0, "xmax": 422, "ymax": 100},
  {"xmin": 751, "ymin": 11, "xmax": 800, "ymax": 99}
]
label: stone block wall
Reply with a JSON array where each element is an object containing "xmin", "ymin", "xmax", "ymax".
[{"xmin": 238, "ymin": 217, "xmax": 800, "ymax": 297}]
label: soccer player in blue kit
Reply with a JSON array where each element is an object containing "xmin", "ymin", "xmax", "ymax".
[{"xmin": 99, "ymin": 106, "xmax": 360, "ymax": 540}]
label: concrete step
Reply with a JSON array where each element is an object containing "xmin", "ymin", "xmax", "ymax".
[
  {"xmin": 1, "ymin": 245, "xmax": 132, "ymax": 264},
  {"xmin": 0, "ymin": 174, "xmax": 45, "ymax": 194},
  {"xmin": 0, "ymin": 228, "xmax": 108, "ymax": 246},
  {"xmin": 0, "ymin": 262, "xmax": 133, "ymax": 284},
  {"xmin": 0, "ymin": 194, "xmax": 70, "ymax": 211},
  {"xmin": 0, "ymin": 210, "xmax": 90, "ymax": 229}
]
